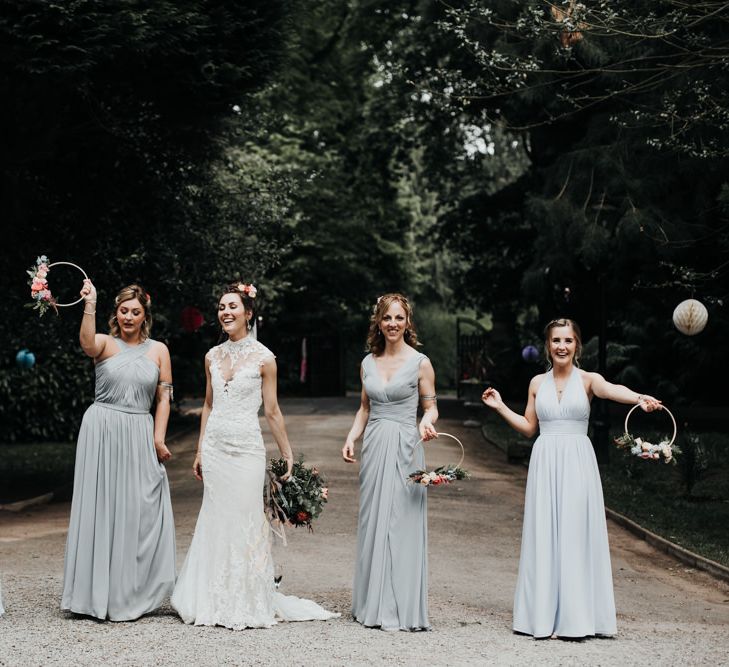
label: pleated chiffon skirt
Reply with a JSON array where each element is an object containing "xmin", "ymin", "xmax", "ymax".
[
  {"xmin": 513, "ymin": 429, "xmax": 617, "ymax": 638},
  {"xmin": 352, "ymin": 417, "xmax": 428, "ymax": 631},
  {"xmin": 61, "ymin": 403, "xmax": 176, "ymax": 621}
]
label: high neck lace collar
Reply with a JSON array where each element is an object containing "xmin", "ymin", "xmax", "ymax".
[{"xmin": 224, "ymin": 335, "xmax": 254, "ymax": 348}]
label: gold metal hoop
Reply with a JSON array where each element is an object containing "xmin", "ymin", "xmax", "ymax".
[
  {"xmin": 414, "ymin": 432, "xmax": 465, "ymax": 470},
  {"xmin": 624, "ymin": 404, "xmax": 677, "ymax": 447},
  {"xmin": 47, "ymin": 261, "xmax": 89, "ymax": 307}
]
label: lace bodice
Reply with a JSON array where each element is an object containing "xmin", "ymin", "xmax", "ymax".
[{"xmin": 203, "ymin": 337, "xmax": 275, "ymax": 454}]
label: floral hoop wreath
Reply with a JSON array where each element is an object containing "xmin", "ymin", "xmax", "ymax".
[
  {"xmin": 408, "ymin": 432, "xmax": 470, "ymax": 487},
  {"xmin": 27, "ymin": 256, "xmax": 88, "ymax": 316},
  {"xmin": 614, "ymin": 404, "xmax": 680, "ymax": 464}
]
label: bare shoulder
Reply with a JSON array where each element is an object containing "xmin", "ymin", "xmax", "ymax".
[
  {"xmin": 529, "ymin": 373, "xmax": 547, "ymax": 396},
  {"xmin": 152, "ymin": 339, "xmax": 170, "ymax": 354},
  {"xmin": 418, "ymin": 355, "xmax": 435, "ymax": 373},
  {"xmin": 580, "ymin": 369, "xmax": 602, "ymax": 385},
  {"xmin": 149, "ymin": 339, "xmax": 170, "ymax": 360},
  {"xmin": 529, "ymin": 373, "xmax": 548, "ymax": 393}
]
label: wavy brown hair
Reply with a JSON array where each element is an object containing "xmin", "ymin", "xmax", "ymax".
[
  {"xmin": 366, "ymin": 293, "xmax": 420, "ymax": 356},
  {"xmin": 217, "ymin": 283, "xmax": 256, "ymax": 341},
  {"xmin": 543, "ymin": 318, "xmax": 582, "ymax": 368},
  {"xmin": 108, "ymin": 284, "xmax": 152, "ymax": 340}
]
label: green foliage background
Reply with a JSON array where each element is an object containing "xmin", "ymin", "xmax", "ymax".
[{"xmin": 1, "ymin": 1, "xmax": 727, "ymax": 442}]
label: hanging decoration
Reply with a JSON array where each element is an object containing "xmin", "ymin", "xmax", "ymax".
[
  {"xmin": 521, "ymin": 345, "xmax": 540, "ymax": 363},
  {"xmin": 181, "ymin": 306, "xmax": 204, "ymax": 333},
  {"xmin": 15, "ymin": 349, "xmax": 36, "ymax": 369},
  {"xmin": 300, "ymin": 337, "xmax": 308, "ymax": 384},
  {"xmin": 672, "ymin": 299, "xmax": 708, "ymax": 336}
]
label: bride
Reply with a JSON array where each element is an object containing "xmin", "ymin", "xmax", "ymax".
[{"xmin": 171, "ymin": 283, "xmax": 339, "ymax": 629}]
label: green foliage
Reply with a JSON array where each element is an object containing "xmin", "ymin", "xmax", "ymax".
[
  {"xmin": 674, "ymin": 432, "xmax": 711, "ymax": 498},
  {"xmin": 0, "ymin": 442, "xmax": 76, "ymax": 503},
  {"xmin": 0, "ymin": 344, "xmax": 93, "ymax": 442},
  {"xmin": 0, "ymin": 1, "xmax": 297, "ymax": 438},
  {"xmin": 370, "ymin": 0, "xmax": 729, "ymax": 401},
  {"xmin": 602, "ymin": 429, "xmax": 729, "ymax": 567}
]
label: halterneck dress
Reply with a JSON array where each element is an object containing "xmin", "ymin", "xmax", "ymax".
[
  {"xmin": 352, "ymin": 352, "xmax": 429, "ymax": 631},
  {"xmin": 171, "ymin": 337, "xmax": 339, "ymax": 630},
  {"xmin": 513, "ymin": 368, "xmax": 616, "ymax": 638},
  {"xmin": 61, "ymin": 338, "xmax": 176, "ymax": 621}
]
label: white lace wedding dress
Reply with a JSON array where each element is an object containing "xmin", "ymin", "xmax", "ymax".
[{"xmin": 171, "ymin": 336, "xmax": 339, "ymax": 629}]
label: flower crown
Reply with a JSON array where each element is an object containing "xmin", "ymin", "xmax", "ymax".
[{"xmin": 237, "ymin": 283, "xmax": 257, "ymax": 299}]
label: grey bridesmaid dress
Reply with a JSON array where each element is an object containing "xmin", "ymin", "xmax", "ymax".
[
  {"xmin": 61, "ymin": 338, "xmax": 176, "ymax": 621},
  {"xmin": 513, "ymin": 368, "xmax": 617, "ymax": 638},
  {"xmin": 352, "ymin": 352, "xmax": 429, "ymax": 631}
]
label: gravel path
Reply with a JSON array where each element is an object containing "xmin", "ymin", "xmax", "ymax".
[{"xmin": 1, "ymin": 397, "xmax": 728, "ymax": 666}]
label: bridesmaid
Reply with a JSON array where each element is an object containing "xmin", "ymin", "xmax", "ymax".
[
  {"xmin": 342, "ymin": 293, "xmax": 438, "ymax": 631},
  {"xmin": 61, "ymin": 281, "xmax": 176, "ymax": 621},
  {"xmin": 482, "ymin": 318, "xmax": 661, "ymax": 638}
]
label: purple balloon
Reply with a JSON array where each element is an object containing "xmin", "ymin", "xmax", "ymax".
[{"xmin": 521, "ymin": 345, "xmax": 539, "ymax": 363}]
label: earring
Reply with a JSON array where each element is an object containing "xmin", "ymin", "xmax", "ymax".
[{"xmin": 248, "ymin": 321, "xmax": 253, "ymax": 331}]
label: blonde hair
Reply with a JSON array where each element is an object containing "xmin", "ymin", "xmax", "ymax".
[
  {"xmin": 543, "ymin": 318, "xmax": 582, "ymax": 368},
  {"xmin": 108, "ymin": 284, "xmax": 152, "ymax": 340},
  {"xmin": 366, "ymin": 293, "xmax": 420, "ymax": 356}
]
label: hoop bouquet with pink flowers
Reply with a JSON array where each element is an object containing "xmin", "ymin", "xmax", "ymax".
[
  {"xmin": 614, "ymin": 404, "xmax": 681, "ymax": 464},
  {"xmin": 26, "ymin": 255, "xmax": 88, "ymax": 317},
  {"xmin": 407, "ymin": 432, "xmax": 470, "ymax": 487}
]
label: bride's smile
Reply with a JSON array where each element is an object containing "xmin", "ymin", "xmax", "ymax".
[{"xmin": 218, "ymin": 294, "xmax": 250, "ymax": 338}]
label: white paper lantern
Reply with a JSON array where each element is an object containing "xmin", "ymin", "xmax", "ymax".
[{"xmin": 672, "ymin": 299, "xmax": 708, "ymax": 336}]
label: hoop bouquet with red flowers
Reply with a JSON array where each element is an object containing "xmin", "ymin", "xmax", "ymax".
[
  {"xmin": 266, "ymin": 456, "xmax": 329, "ymax": 533},
  {"xmin": 407, "ymin": 432, "xmax": 470, "ymax": 488}
]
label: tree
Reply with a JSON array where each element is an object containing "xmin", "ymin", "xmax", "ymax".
[{"xmin": 0, "ymin": 1, "xmax": 295, "ymax": 440}]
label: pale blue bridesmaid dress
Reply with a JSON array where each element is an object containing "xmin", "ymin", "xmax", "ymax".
[
  {"xmin": 352, "ymin": 352, "xmax": 429, "ymax": 631},
  {"xmin": 61, "ymin": 338, "xmax": 176, "ymax": 621},
  {"xmin": 513, "ymin": 368, "xmax": 617, "ymax": 638}
]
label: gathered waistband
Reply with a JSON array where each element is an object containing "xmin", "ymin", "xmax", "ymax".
[
  {"xmin": 368, "ymin": 414, "xmax": 416, "ymax": 428},
  {"xmin": 539, "ymin": 420, "xmax": 588, "ymax": 436},
  {"xmin": 93, "ymin": 401, "xmax": 149, "ymax": 415}
]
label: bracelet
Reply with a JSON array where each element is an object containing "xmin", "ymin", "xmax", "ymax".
[
  {"xmin": 636, "ymin": 394, "xmax": 644, "ymax": 403},
  {"xmin": 421, "ymin": 394, "xmax": 437, "ymax": 401},
  {"xmin": 83, "ymin": 310, "xmax": 96, "ymax": 315},
  {"xmin": 158, "ymin": 381, "xmax": 174, "ymax": 401}
]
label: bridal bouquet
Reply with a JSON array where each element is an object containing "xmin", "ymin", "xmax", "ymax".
[{"xmin": 266, "ymin": 456, "xmax": 328, "ymax": 531}]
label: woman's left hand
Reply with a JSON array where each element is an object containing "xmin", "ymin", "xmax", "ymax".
[
  {"xmin": 155, "ymin": 441, "xmax": 172, "ymax": 463},
  {"xmin": 638, "ymin": 395, "xmax": 662, "ymax": 412},
  {"xmin": 419, "ymin": 421, "xmax": 438, "ymax": 441}
]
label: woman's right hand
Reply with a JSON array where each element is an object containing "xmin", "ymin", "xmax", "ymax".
[
  {"xmin": 342, "ymin": 440, "xmax": 356, "ymax": 463},
  {"xmin": 481, "ymin": 387, "xmax": 503, "ymax": 410},
  {"xmin": 80, "ymin": 278, "xmax": 97, "ymax": 303},
  {"xmin": 192, "ymin": 452, "xmax": 203, "ymax": 481}
]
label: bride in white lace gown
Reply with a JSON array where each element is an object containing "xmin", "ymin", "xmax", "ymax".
[{"xmin": 171, "ymin": 284, "xmax": 339, "ymax": 629}]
